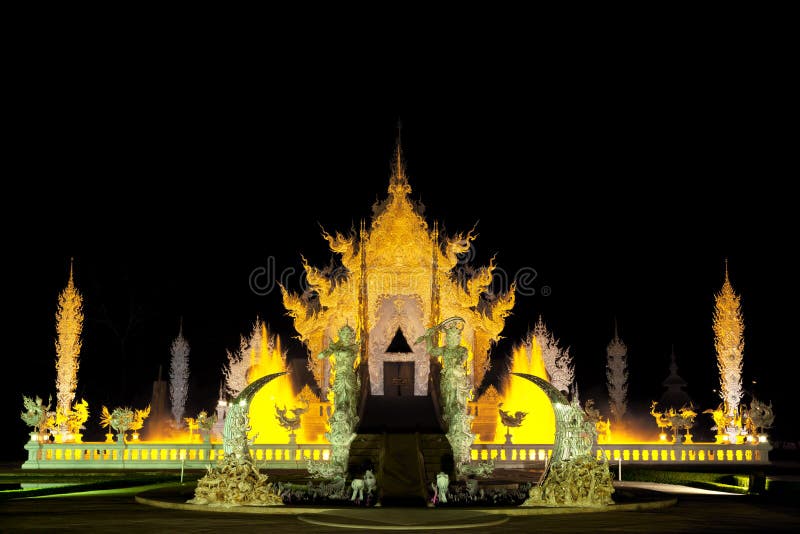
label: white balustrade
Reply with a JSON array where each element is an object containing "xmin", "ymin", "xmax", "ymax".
[
  {"xmin": 470, "ymin": 442, "xmax": 771, "ymax": 467},
  {"xmin": 22, "ymin": 441, "xmax": 332, "ymax": 470},
  {"xmin": 23, "ymin": 440, "xmax": 770, "ymax": 469}
]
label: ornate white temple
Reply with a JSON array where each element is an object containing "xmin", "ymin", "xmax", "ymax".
[{"xmin": 281, "ymin": 142, "xmax": 515, "ymax": 401}]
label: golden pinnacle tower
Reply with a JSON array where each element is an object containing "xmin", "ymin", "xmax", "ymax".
[
  {"xmin": 55, "ymin": 259, "xmax": 84, "ymax": 423},
  {"xmin": 714, "ymin": 261, "xmax": 744, "ymax": 424},
  {"xmin": 282, "ymin": 140, "xmax": 515, "ymax": 401}
]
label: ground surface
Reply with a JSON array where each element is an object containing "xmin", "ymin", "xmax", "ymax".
[{"xmin": 2, "ymin": 480, "xmax": 798, "ymax": 532}]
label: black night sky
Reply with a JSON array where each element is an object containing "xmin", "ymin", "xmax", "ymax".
[{"xmin": 2, "ymin": 51, "xmax": 795, "ymax": 461}]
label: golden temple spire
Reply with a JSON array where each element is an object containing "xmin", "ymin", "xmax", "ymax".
[
  {"xmin": 714, "ymin": 259, "xmax": 744, "ymax": 422},
  {"xmin": 724, "ymin": 257, "xmax": 729, "ymax": 284},
  {"xmin": 431, "ymin": 220, "xmax": 440, "ymax": 326},
  {"xmin": 389, "ymin": 120, "xmax": 411, "ymax": 197}
]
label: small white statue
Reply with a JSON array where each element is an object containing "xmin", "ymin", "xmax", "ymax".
[
  {"xmin": 431, "ymin": 472, "xmax": 449, "ymax": 504},
  {"xmin": 465, "ymin": 478, "xmax": 478, "ymax": 498},
  {"xmin": 351, "ymin": 469, "xmax": 377, "ymax": 504},
  {"xmin": 351, "ymin": 478, "xmax": 365, "ymax": 503}
]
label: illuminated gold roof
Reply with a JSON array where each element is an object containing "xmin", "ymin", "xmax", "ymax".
[{"xmin": 282, "ymin": 141, "xmax": 515, "ymax": 390}]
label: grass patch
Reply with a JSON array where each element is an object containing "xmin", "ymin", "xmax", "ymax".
[
  {"xmin": 0, "ymin": 468, "xmax": 313, "ymax": 502},
  {"xmin": 620, "ymin": 468, "xmax": 750, "ymax": 494},
  {"xmin": 0, "ymin": 472, "xmax": 201, "ymax": 501}
]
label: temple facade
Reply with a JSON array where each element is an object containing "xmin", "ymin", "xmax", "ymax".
[{"xmin": 282, "ymin": 143, "xmax": 515, "ymax": 403}]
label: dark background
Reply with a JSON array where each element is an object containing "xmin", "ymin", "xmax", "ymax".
[{"xmin": 2, "ymin": 44, "xmax": 795, "ymax": 461}]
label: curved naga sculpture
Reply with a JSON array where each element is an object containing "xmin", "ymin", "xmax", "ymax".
[
  {"xmin": 511, "ymin": 373, "xmax": 575, "ymax": 467},
  {"xmin": 223, "ymin": 372, "xmax": 286, "ymax": 456},
  {"xmin": 512, "ymin": 373, "xmax": 613, "ymax": 507},
  {"xmin": 189, "ymin": 371, "xmax": 287, "ymax": 507}
]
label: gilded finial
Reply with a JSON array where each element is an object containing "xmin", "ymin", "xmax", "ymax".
[{"xmin": 389, "ymin": 120, "xmax": 410, "ymax": 196}]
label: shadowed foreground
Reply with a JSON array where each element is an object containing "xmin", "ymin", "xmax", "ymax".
[{"xmin": 2, "ymin": 481, "xmax": 799, "ymax": 533}]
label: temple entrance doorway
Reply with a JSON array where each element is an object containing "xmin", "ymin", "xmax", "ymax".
[{"xmin": 384, "ymin": 362, "xmax": 414, "ymax": 397}]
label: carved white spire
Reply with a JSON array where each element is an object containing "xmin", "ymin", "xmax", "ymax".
[
  {"xmin": 224, "ymin": 317, "xmax": 264, "ymax": 397},
  {"xmin": 169, "ymin": 319, "xmax": 190, "ymax": 426},
  {"xmin": 532, "ymin": 315, "xmax": 574, "ymax": 393},
  {"xmin": 605, "ymin": 319, "xmax": 628, "ymax": 424}
]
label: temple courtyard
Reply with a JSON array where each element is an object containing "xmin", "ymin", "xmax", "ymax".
[{"xmin": 2, "ymin": 464, "xmax": 799, "ymax": 532}]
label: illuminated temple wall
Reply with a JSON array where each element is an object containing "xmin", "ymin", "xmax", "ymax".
[
  {"xmin": 469, "ymin": 385, "xmax": 501, "ymax": 442},
  {"xmin": 470, "ymin": 337, "xmax": 557, "ymax": 445},
  {"xmin": 234, "ymin": 326, "xmax": 330, "ymax": 445},
  {"xmin": 296, "ymin": 385, "xmax": 331, "ymax": 444}
]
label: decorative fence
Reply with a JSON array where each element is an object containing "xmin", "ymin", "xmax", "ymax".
[
  {"xmin": 22, "ymin": 441, "xmax": 331, "ymax": 470},
  {"xmin": 23, "ymin": 439, "xmax": 771, "ymax": 470},
  {"xmin": 470, "ymin": 442, "xmax": 771, "ymax": 467}
]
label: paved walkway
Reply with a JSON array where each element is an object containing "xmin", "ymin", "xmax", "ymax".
[{"xmin": 2, "ymin": 481, "xmax": 798, "ymax": 532}]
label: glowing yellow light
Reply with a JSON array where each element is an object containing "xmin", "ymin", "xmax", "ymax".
[
  {"xmin": 758, "ymin": 434, "xmax": 767, "ymax": 443},
  {"xmin": 489, "ymin": 337, "xmax": 555, "ymax": 444},
  {"xmin": 659, "ymin": 433, "xmax": 668, "ymax": 442},
  {"xmin": 144, "ymin": 379, "xmax": 332, "ymax": 445},
  {"xmin": 243, "ymin": 324, "xmax": 318, "ymax": 444},
  {"xmin": 602, "ymin": 426, "xmax": 659, "ymax": 445}
]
